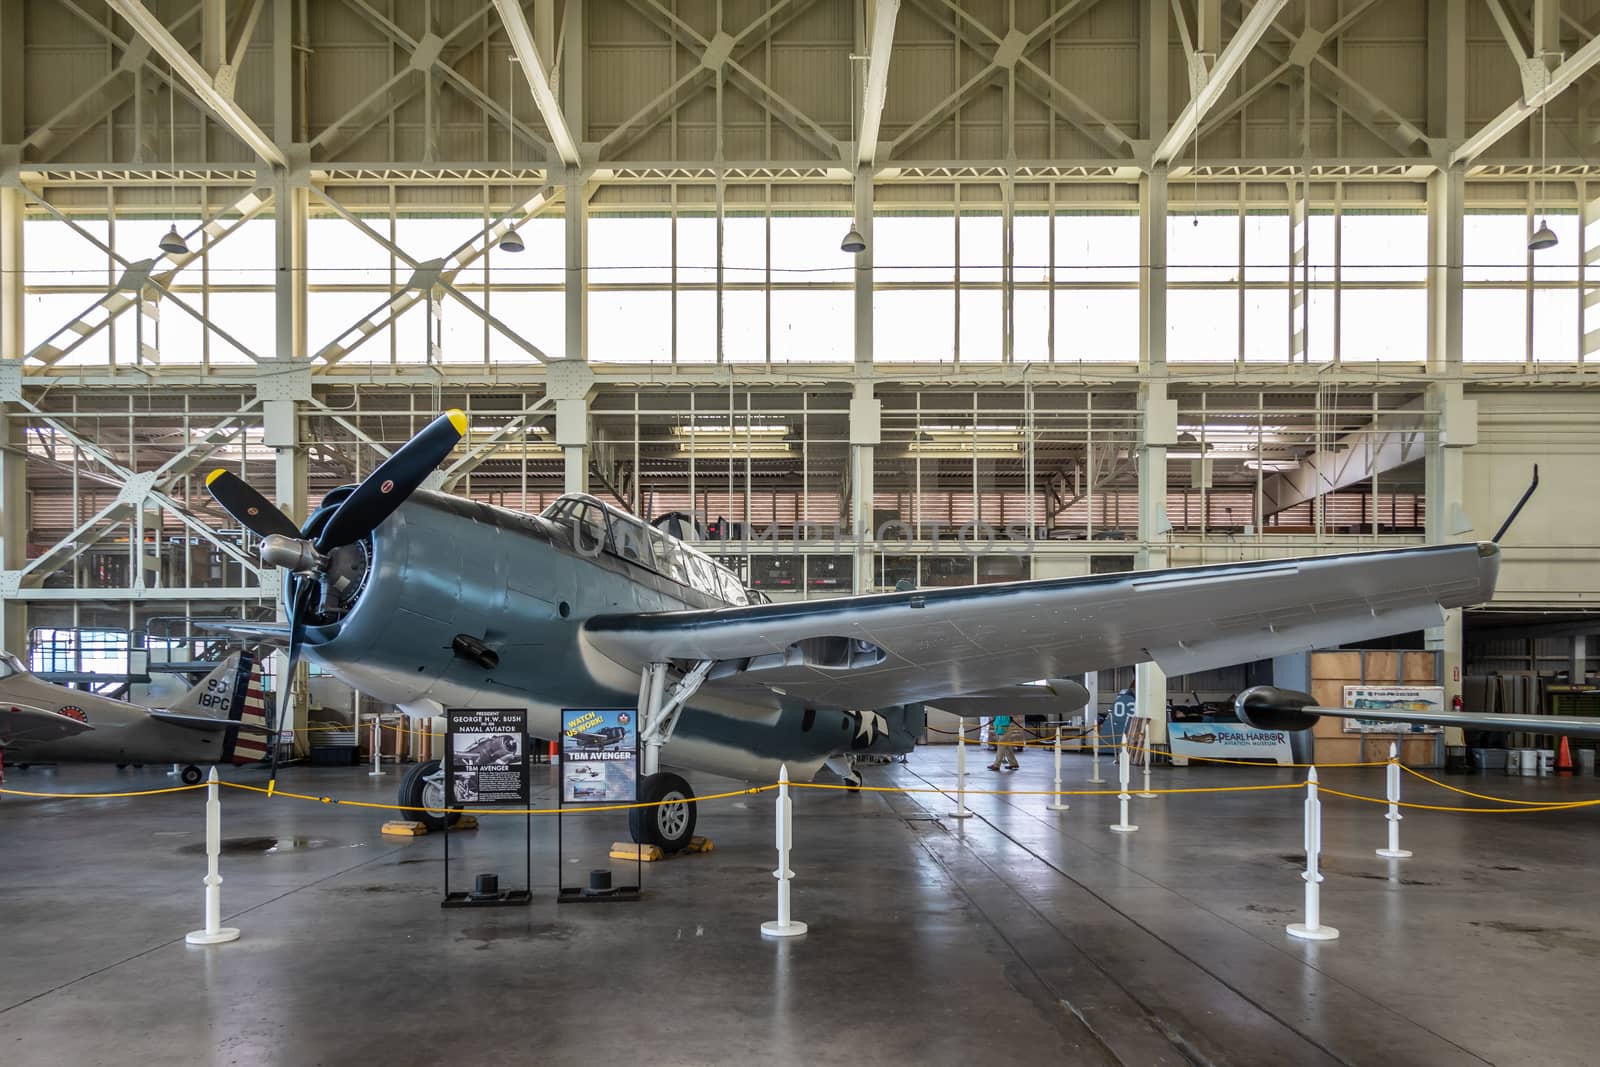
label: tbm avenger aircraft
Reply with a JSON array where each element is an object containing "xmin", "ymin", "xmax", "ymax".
[
  {"xmin": 199, "ymin": 409, "xmax": 1563, "ymax": 850},
  {"xmin": 0, "ymin": 649, "xmax": 270, "ymax": 786}
]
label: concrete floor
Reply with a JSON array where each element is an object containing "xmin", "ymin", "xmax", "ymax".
[{"xmin": 2, "ymin": 747, "xmax": 1598, "ymax": 1067}]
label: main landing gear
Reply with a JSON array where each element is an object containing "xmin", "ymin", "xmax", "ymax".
[
  {"xmin": 399, "ymin": 759, "xmax": 461, "ymax": 832},
  {"xmin": 627, "ymin": 659, "xmax": 713, "ymax": 853},
  {"xmin": 180, "ymin": 764, "xmax": 204, "ymax": 786}
]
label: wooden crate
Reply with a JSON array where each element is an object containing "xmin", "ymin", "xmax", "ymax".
[{"xmin": 1309, "ymin": 648, "xmax": 1442, "ymax": 768}]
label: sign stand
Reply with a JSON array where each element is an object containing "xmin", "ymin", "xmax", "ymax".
[
  {"xmin": 441, "ymin": 709, "xmax": 532, "ymax": 909},
  {"xmin": 557, "ymin": 708, "xmax": 642, "ymax": 903}
]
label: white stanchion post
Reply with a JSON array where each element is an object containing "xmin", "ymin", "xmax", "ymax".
[
  {"xmin": 1088, "ymin": 716, "xmax": 1105, "ymax": 784},
  {"xmin": 761, "ymin": 764, "xmax": 807, "ymax": 938},
  {"xmin": 368, "ymin": 717, "xmax": 385, "ymax": 777},
  {"xmin": 949, "ymin": 720, "xmax": 972, "ymax": 819},
  {"xmin": 186, "ymin": 767, "xmax": 241, "ymax": 946},
  {"xmin": 1376, "ymin": 743, "xmax": 1412, "ymax": 858},
  {"xmin": 1109, "ymin": 744, "xmax": 1138, "ymax": 833},
  {"xmin": 1287, "ymin": 768, "xmax": 1339, "ymax": 941},
  {"xmin": 1047, "ymin": 725, "xmax": 1070, "ymax": 812},
  {"xmin": 1136, "ymin": 743, "xmax": 1158, "ymax": 799}
]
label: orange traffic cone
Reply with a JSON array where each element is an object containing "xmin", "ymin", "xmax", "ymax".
[{"xmin": 1556, "ymin": 736, "xmax": 1575, "ymax": 777}]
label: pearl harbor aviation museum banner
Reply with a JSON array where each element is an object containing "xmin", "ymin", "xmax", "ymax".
[
  {"xmin": 560, "ymin": 709, "xmax": 638, "ymax": 804},
  {"xmin": 446, "ymin": 709, "xmax": 530, "ymax": 805}
]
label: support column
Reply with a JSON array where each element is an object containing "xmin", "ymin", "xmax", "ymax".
[
  {"xmin": 852, "ymin": 167, "xmax": 874, "ymax": 365},
  {"xmin": 0, "ymin": 179, "xmax": 25, "ymax": 652},
  {"xmin": 1426, "ymin": 163, "xmax": 1470, "ymax": 733},
  {"xmin": 564, "ymin": 168, "xmax": 586, "ymax": 362},
  {"xmin": 0, "ymin": 403, "xmax": 24, "ymax": 654},
  {"xmin": 274, "ymin": 174, "xmax": 308, "ymax": 359},
  {"xmin": 549, "ymin": 359, "xmax": 593, "ymax": 495},
  {"xmin": 264, "ymin": 397, "xmax": 307, "ymax": 754},
  {"xmin": 849, "ymin": 377, "xmax": 879, "ymax": 592},
  {"xmin": 1136, "ymin": 166, "xmax": 1173, "ymax": 743}
]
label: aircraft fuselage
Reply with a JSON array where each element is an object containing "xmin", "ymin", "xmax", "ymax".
[{"xmin": 302, "ymin": 492, "xmax": 908, "ymax": 782}]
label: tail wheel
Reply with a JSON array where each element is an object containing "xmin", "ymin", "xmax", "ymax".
[
  {"xmin": 399, "ymin": 759, "xmax": 460, "ymax": 832},
  {"xmin": 629, "ymin": 771, "xmax": 697, "ymax": 853},
  {"xmin": 180, "ymin": 764, "xmax": 204, "ymax": 786}
]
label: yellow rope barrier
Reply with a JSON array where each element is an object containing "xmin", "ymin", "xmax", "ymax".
[
  {"xmin": 1395, "ymin": 763, "xmax": 1570, "ymax": 807},
  {"xmin": 0, "ymin": 783, "xmax": 206, "ymax": 799},
  {"xmin": 1317, "ymin": 785, "xmax": 1600, "ymax": 815}
]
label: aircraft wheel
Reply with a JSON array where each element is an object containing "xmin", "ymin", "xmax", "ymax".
[
  {"xmin": 116, "ymin": 763, "xmax": 128, "ymax": 770},
  {"xmin": 400, "ymin": 760, "xmax": 459, "ymax": 832},
  {"xmin": 180, "ymin": 764, "xmax": 204, "ymax": 786},
  {"xmin": 629, "ymin": 772, "xmax": 697, "ymax": 853}
]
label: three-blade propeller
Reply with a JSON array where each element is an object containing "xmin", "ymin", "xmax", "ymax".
[{"xmin": 204, "ymin": 409, "xmax": 468, "ymax": 784}]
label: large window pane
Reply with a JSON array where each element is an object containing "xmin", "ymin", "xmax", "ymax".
[
  {"xmin": 958, "ymin": 291, "xmax": 1002, "ymax": 361},
  {"xmin": 589, "ymin": 290, "xmax": 671, "ymax": 362},
  {"xmin": 770, "ymin": 215, "xmax": 851, "ymax": 284},
  {"xmin": 875, "ymin": 290, "xmax": 954, "ymax": 360},
  {"xmin": 1464, "ymin": 213, "xmax": 1527, "ymax": 282},
  {"xmin": 772, "ymin": 290, "xmax": 850, "ymax": 362},
  {"xmin": 1532, "ymin": 287, "xmax": 1578, "ymax": 362},
  {"xmin": 1055, "ymin": 290, "xmax": 1137, "ymax": 361},
  {"xmin": 676, "ymin": 290, "xmax": 716, "ymax": 362},
  {"xmin": 590, "ymin": 215, "xmax": 671, "ymax": 285},
  {"xmin": 1464, "ymin": 289, "xmax": 1528, "ymax": 361},
  {"xmin": 1341, "ymin": 290, "xmax": 1426, "ymax": 361},
  {"xmin": 1014, "ymin": 290, "xmax": 1049, "ymax": 361},
  {"xmin": 1168, "ymin": 289, "xmax": 1239, "ymax": 361},
  {"xmin": 1244, "ymin": 289, "xmax": 1289, "ymax": 361},
  {"xmin": 875, "ymin": 215, "xmax": 954, "ymax": 283},
  {"xmin": 1055, "ymin": 214, "xmax": 1138, "ymax": 283}
]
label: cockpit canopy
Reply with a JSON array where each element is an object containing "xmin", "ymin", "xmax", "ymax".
[{"xmin": 539, "ymin": 494, "xmax": 768, "ymax": 606}]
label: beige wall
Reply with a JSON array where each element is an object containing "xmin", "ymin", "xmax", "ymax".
[{"xmin": 1465, "ymin": 392, "xmax": 1600, "ymax": 606}]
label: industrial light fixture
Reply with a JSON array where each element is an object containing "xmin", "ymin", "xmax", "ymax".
[
  {"xmin": 159, "ymin": 61, "xmax": 189, "ymax": 257},
  {"xmin": 498, "ymin": 55, "xmax": 526, "ymax": 254},
  {"xmin": 158, "ymin": 224, "xmax": 189, "ymax": 256},
  {"xmin": 842, "ymin": 52, "xmax": 869, "ymax": 255},
  {"xmin": 1529, "ymin": 91, "xmax": 1558, "ymax": 252},
  {"xmin": 670, "ymin": 422, "xmax": 790, "ymax": 437}
]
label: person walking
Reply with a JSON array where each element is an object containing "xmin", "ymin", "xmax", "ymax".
[{"xmin": 988, "ymin": 714, "xmax": 1019, "ymax": 771}]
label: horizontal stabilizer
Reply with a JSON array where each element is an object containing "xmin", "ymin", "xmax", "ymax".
[{"xmin": 148, "ymin": 710, "xmax": 274, "ymax": 734}]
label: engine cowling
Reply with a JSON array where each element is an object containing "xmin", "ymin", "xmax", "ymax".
[{"xmin": 1234, "ymin": 686, "xmax": 1322, "ymax": 733}]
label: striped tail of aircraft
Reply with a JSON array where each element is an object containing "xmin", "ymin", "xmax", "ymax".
[{"xmin": 228, "ymin": 655, "xmax": 273, "ymax": 765}]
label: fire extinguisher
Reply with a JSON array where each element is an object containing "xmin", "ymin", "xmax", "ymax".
[{"xmin": 1452, "ymin": 695, "xmax": 1464, "ymax": 713}]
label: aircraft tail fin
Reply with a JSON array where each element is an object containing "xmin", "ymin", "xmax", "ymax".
[
  {"xmin": 162, "ymin": 651, "xmax": 252, "ymax": 719},
  {"xmin": 228, "ymin": 656, "xmax": 272, "ymax": 765}
]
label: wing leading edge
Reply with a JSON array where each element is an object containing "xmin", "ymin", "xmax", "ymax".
[{"xmin": 581, "ymin": 542, "xmax": 1500, "ymax": 710}]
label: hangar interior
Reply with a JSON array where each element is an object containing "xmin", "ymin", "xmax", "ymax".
[{"xmin": 3, "ymin": 1, "xmax": 1600, "ymax": 1065}]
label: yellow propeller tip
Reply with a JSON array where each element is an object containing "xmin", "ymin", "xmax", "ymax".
[
  {"xmin": 446, "ymin": 408, "xmax": 468, "ymax": 435},
  {"xmin": 205, "ymin": 468, "xmax": 227, "ymax": 486}
]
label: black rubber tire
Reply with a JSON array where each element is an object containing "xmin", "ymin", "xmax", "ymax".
[
  {"xmin": 180, "ymin": 764, "xmax": 204, "ymax": 786},
  {"xmin": 628, "ymin": 771, "xmax": 697, "ymax": 853},
  {"xmin": 115, "ymin": 763, "xmax": 128, "ymax": 770},
  {"xmin": 399, "ymin": 759, "xmax": 460, "ymax": 832}
]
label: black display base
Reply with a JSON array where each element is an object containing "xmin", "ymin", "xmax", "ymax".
[
  {"xmin": 441, "ymin": 889, "xmax": 532, "ymax": 908},
  {"xmin": 558, "ymin": 885, "xmax": 641, "ymax": 903}
]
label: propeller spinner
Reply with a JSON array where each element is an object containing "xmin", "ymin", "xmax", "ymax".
[{"xmin": 205, "ymin": 408, "xmax": 469, "ymax": 785}]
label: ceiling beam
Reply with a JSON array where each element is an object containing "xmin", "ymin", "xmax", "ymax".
[
  {"xmin": 104, "ymin": 0, "xmax": 287, "ymax": 167},
  {"xmin": 856, "ymin": 0, "xmax": 900, "ymax": 166},
  {"xmin": 494, "ymin": 0, "xmax": 581, "ymax": 166},
  {"xmin": 1452, "ymin": 30, "xmax": 1600, "ymax": 165},
  {"xmin": 1153, "ymin": 0, "xmax": 1288, "ymax": 165}
]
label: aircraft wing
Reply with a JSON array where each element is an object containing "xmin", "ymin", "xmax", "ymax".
[
  {"xmin": 1311, "ymin": 706, "xmax": 1600, "ymax": 738},
  {"xmin": 927, "ymin": 679, "xmax": 1091, "ymax": 719},
  {"xmin": 1, "ymin": 703, "xmax": 95, "ymax": 746},
  {"xmin": 193, "ymin": 621, "xmax": 292, "ymax": 648},
  {"xmin": 147, "ymin": 710, "xmax": 274, "ymax": 733},
  {"xmin": 582, "ymin": 542, "xmax": 1499, "ymax": 710}
]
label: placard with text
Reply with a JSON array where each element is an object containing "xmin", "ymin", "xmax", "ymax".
[
  {"xmin": 560, "ymin": 708, "xmax": 638, "ymax": 804},
  {"xmin": 446, "ymin": 708, "xmax": 530, "ymax": 805}
]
